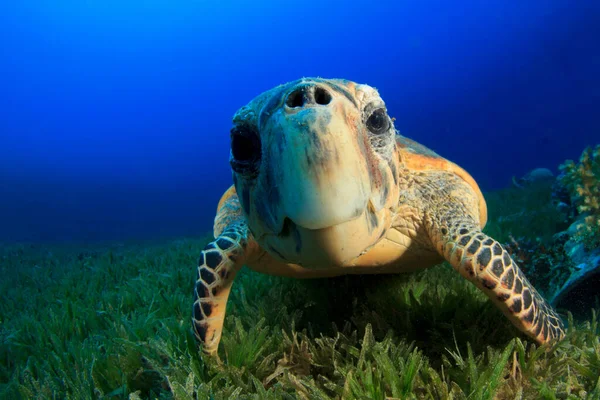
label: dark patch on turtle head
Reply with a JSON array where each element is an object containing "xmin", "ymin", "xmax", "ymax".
[
  {"xmin": 258, "ymin": 84, "xmax": 289, "ymax": 129},
  {"xmin": 280, "ymin": 218, "xmax": 303, "ymax": 254},
  {"xmin": 327, "ymin": 81, "xmax": 358, "ymax": 108},
  {"xmin": 389, "ymin": 157, "xmax": 398, "ymax": 186},
  {"xmin": 366, "ymin": 207, "xmax": 379, "ymax": 233}
]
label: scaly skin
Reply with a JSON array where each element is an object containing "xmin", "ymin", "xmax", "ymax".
[
  {"xmin": 192, "ymin": 78, "xmax": 565, "ymax": 357},
  {"xmin": 192, "ymin": 195, "xmax": 254, "ymax": 356},
  {"xmin": 193, "ymin": 193, "xmax": 262, "ymax": 357},
  {"xmin": 192, "ymin": 224, "xmax": 245, "ymax": 357},
  {"xmin": 420, "ymin": 172, "xmax": 565, "ymax": 343}
]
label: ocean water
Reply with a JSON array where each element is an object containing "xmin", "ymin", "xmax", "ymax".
[
  {"xmin": 2, "ymin": 2, "xmax": 600, "ymax": 398},
  {"xmin": 1, "ymin": 0, "xmax": 599, "ymax": 244}
]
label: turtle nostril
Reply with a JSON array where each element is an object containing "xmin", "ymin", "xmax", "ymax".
[
  {"xmin": 314, "ymin": 87, "xmax": 332, "ymax": 105},
  {"xmin": 286, "ymin": 88, "xmax": 307, "ymax": 108},
  {"xmin": 286, "ymin": 85, "xmax": 333, "ymax": 109}
]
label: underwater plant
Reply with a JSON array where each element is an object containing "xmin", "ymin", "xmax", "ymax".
[
  {"xmin": 559, "ymin": 145, "xmax": 600, "ymax": 251},
  {"xmin": 504, "ymin": 233, "xmax": 576, "ymax": 300},
  {"xmin": 2, "ymin": 240, "xmax": 600, "ymax": 399},
  {"xmin": 490, "ymin": 146, "xmax": 600, "ymax": 319}
]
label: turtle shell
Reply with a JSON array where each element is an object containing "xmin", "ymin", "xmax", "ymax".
[{"xmin": 396, "ymin": 135, "xmax": 487, "ymax": 228}]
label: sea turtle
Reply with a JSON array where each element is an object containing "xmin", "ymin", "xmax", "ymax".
[{"xmin": 192, "ymin": 78, "xmax": 565, "ymax": 356}]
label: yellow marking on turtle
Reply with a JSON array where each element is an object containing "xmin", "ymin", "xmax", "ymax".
[{"xmin": 398, "ymin": 144, "xmax": 488, "ymax": 228}]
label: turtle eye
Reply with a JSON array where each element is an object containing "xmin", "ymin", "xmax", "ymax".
[
  {"xmin": 230, "ymin": 126, "xmax": 261, "ymax": 175},
  {"xmin": 366, "ymin": 108, "xmax": 390, "ymax": 134}
]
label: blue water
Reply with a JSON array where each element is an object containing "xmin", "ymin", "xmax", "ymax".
[{"xmin": 1, "ymin": 0, "xmax": 599, "ymax": 243}]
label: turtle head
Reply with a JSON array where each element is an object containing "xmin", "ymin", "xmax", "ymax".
[{"xmin": 230, "ymin": 78, "xmax": 400, "ymax": 267}]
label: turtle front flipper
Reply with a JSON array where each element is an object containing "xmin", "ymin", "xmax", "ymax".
[
  {"xmin": 428, "ymin": 216, "xmax": 565, "ymax": 344},
  {"xmin": 192, "ymin": 222, "xmax": 251, "ymax": 356},
  {"xmin": 193, "ymin": 187, "xmax": 262, "ymax": 357}
]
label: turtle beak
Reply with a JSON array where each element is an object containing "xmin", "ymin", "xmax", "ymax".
[{"xmin": 256, "ymin": 82, "xmax": 373, "ymax": 232}]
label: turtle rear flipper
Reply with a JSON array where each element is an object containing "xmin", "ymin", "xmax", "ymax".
[{"xmin": 428, "ymin": 215, "xmax": 565, "ymax": 344}]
